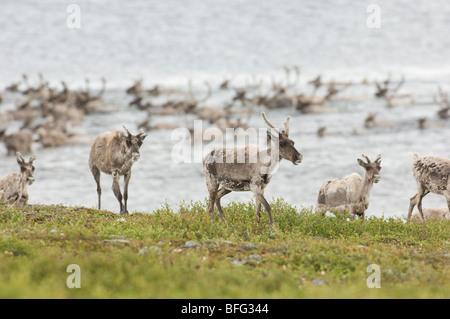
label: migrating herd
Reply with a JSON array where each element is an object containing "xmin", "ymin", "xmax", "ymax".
[
  {"xmin": 1, "ymin": 69, "xmax": 449, "ymax": 154},
  {"xmin": 0, "ymin": 74, "xmax": 108, "ymax": 155},
  {"xmin": 0, "ymin": 70, "xmax": 449, "ymax": 223},
  {"xmin": 0, "ymin": 112, "xmax": 449, "ymax": 224}
]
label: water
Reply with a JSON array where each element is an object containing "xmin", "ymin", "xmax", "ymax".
[{"xmin": 1, "ymin": 0, "xmax": 449, "ymax": 218}]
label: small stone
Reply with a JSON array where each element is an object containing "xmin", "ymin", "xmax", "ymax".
[
  {"xmin": 50, "ymin": 229, "xmax": 58, "ymax": 233},
  {"xmin": 231, "ymin": 260, "xmax": 244, "ymax": 266},
  {"xmin": 312, "ymin": 278, "xmax": 325, "ymax": 286},
  {"xmin": 183, "ymin": 241, "xmax": 201, "ymax": 248},
  {"xmin": 138, "ymin": 247, "xmax": 148, "ymax": 255},
  {"xmin": 103, "ymin": 239, "xmax": 130, "ymax": 244}
]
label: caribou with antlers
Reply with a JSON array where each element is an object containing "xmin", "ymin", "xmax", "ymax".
[
  {"xmin": 203, "ymin": 112, "xmax": 302, "ymax": 226},
  {"xmin": 316, "ymin": 154, "xmax": 382, "ymax": 220},
  {"xmin": 89, "ymin": 126, "xmax": 147, "ymax": 215}
]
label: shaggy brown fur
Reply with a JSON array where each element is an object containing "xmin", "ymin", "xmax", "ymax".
[
  {"xmin": 316, "ymin": 154, "xmax": 381, "ymax": 220},
  {"xmin": 203, "ymin": 112, "xmax": 302, "ymax": 225},
  {"xmin": 0, "ymin": 152, "xmax": 36, "ymax": 204},
  {"xmin": 89, "ymin": 126, "xmax": 147, "ymax": 215},
  {"xmin": 407, "ymin": 153, "xmax": 450, "ymax": 222}
]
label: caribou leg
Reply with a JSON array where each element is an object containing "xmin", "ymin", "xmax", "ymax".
[
  {"xmin": 123, "ymin": 172, "xmax": 131, "ymax": 215},
  {"xmin": 206, "ymin": 176, "xmax": 219, "ymax": 220},
  {"xmin": 255, "ymin": 198, "xmax": 262, "ymax": 222},
  {"xmin": 91, "ymin": 166, "xmax": 102, "ymax": 210},
  {"xmin": 251, "ymin": 185, "xmax": 273, "ymax": 225},
  {"xmin": 417, "ymin": 189, "xmax": 430, "ymax": 220},
  {"xmin": 111, "ymin": 170, "xmax": 125, "ymax": 215},
  {"xmin": 215, "ymin": 187, "xmax": 231, "ymax": 223}
]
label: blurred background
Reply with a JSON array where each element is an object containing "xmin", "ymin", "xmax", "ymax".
[{"xmin": 1, "ymin": 0, "xmax": 449, "ymax": 217}]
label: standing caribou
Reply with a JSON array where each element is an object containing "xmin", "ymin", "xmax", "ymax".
[
  {"xmin": 316, "ymin": 154, "xmax": 382, "ymax": 220},
  {"xmin": 203, "ymin": 112, "xmax": 302, "ymax": 226},
  {"xmin": 89, "ymin": 126, "xmax": 147, "ymax": 215},
  {"xmin": 407, "ymin": 153, "xmax": 450, "ymax": 222}
]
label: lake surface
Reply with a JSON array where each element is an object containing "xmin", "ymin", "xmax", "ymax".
[{"xmin": 1, "ymin": 0, "xmax": 449, "ymax": 218}]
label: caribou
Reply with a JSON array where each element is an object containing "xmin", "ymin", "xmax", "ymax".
[
  {"xmin": 407, "ymin": 153, "xmax": 450, "ymax": 222},
  {"xmin": 202, "ymin": 112, "xmax": 302, "ymax": 226},
  {"xmin": 89, "ymin": 126, "xmax": 147, "ymax": 215},
  {"xmin": 0, "ymin": 152, "xmax": 36, "ymax": 205},
  {"xmin": 316, "ymin": 154, "xmax": 382, "ymax": 220}
]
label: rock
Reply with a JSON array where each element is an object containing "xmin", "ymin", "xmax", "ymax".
[
  {"xmin": 183, "ymin": 241, "xmax": 201, "ymax": 248},
  {"xmin": 312, "ymin": 278, "xmax": 325, "ymax": 286},
  {"xmin": 138, "ymin": 247, "xmax": 148, "ymax": 255},
  {"xmin": 103, "ymin": 239, "xmax": 130, "ymax": 244},
  {"xmin": 231, "ymin": 260, "xmax": 244, "ymax": 266}
]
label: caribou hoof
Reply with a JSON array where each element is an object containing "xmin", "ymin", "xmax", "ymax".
[{"xmin": 120, "ymin": 210, "xmax": 129, "ymax": 215}]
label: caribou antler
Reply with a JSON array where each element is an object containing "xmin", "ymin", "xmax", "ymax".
[
  {"xmin": 283, "ymin": 116, "xmax": 290, "ymax": 137},
  {"xmin": 137, "ymin": 128, "xmax": 148, "ymax": 138},
  {"xmin": 261, "ymin": 112, "xmax": 280, "ymax": 134},
  {"xmin": 122, "ymin": 125, "xmax": 132, "ymax": 136},
  {"xmin": 361, "ymin": 154, "xmax": 371, "ymax": 163},
  {"xmin": 29, "ymin": 155, "xmax": 37, "ymax": 164},
  {"xmin": 374, "ymin": 154, "xmax": 381, "ymax": 164}
]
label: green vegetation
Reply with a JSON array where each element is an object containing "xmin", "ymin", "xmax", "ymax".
[{"xmin": 0, "ymin": 199, "xmax": 449, "ymax": 298}]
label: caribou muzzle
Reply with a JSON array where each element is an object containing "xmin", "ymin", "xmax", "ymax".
[
  {"xmin": 293, "ymin": 153, "xmax": 303, "ymax": 165},
  {"xmin": 131, "ymin": 152, "xmax": 140, "ymax": 162}
]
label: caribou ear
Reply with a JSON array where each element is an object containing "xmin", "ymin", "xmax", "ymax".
[
  {"xmin": 138, "ymin": 129, "xmax": 148, "ymax": 140},
  {"xmin": 357, "ymin": 159, "xmax": 366, "ymax": 168}
]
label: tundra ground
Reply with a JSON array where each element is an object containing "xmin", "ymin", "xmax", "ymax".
[{"xmin": 0, "ymin": 199, "xmax": 449, "ymax": 298}]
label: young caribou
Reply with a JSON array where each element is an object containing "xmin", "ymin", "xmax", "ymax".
[
  {"xmin": 89, "ymin": 126, "xmax": 147, "ymax": 215},
  {"xmin": 407, "ymin": 153, "xmax": 450, "ymax": 222},
  {"xmin": 316, "ymin": 154, "xmax": 382, "ymax": 220},
  {"xmin": 203, "ymin": 112, "xmax": 303, "ymax": 225},
  {"xmin": 0, "ymin": 152, "xmax": 37, "ymax": 205}
]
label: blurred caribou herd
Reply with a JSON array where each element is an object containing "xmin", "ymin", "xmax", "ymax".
[{"xmin": 1, "ymin": 67, "xmax": 449, "ymax": 156}]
